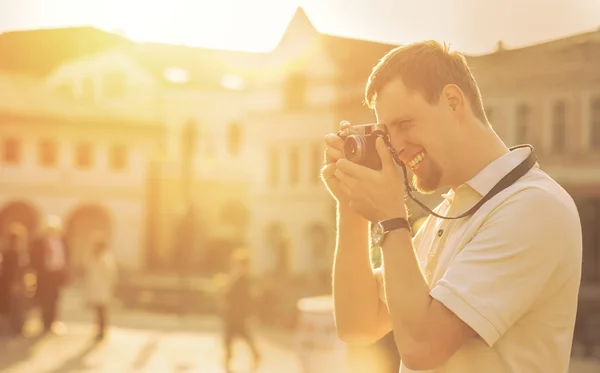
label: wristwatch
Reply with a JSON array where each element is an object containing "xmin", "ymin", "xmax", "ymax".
[{"xmin": 371, "ymin": 217, "xmax": 411, "ymax": 247}]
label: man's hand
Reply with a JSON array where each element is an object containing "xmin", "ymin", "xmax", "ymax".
[
  {"xmin": 321, "ymin": 121, "xmax": 352, "ymax": 205},
  {"xmin": 335, "ymin": 136, "xmax": 407, "ymax": 222}
]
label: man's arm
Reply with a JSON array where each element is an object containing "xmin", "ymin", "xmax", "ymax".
[
  {"xmin": 332, "ymin": 204, "xmax": 392, "ymax": 343},
  {"xmin": 380, "ymin": 229, "xmax": 476, "ymax": 370}
]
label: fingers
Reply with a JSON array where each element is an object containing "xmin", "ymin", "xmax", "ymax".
[
  {"xmin": 325, "ymin": 133, "xmax": 344, "ymax": 152},
  {"xmin": 323, "ymin": 120, "xmax": 351, "ymax": 166},
  {"xmin": 335, "ymin": 167, "xmax": 358, "ymax": 194},
  {"xmin": 324, "ymin": 147, "xmax": 343, "ymax": 165},
  {"xmin": 376, "ymin": 136, "xmax": 395, "ymax": 170},
  {"xmin": 336, "ymin": 158, "xmax": 375, "ymax": 180},
  {"xmin": 320, "ymin": 163, "xmax": 336, "ymax": 181}
]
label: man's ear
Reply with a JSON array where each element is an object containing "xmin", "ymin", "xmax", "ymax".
[{"xmin": 441, "ymin": 84, "xmax": 466, "ymax": 115}]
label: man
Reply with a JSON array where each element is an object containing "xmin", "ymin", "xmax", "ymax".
[
  {"xmin": 321, "ymin": 41, "xmax": 582, "ymax": 372},
  {"xmin": 220, "ymin": 249, "xmax": 261, "ymax": 373},
  {"xmin": 31, "ymin": 215, "xmax": 69, "ymax": 334},
  {"xmin": 0, "ymin": 223, "xmax": 29, "ymax": 337}
]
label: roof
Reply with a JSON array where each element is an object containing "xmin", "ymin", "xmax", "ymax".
[
  {"xmin": 2, "ymin": 8, "xmax": 597, "ymax": 90},
  {"xmin": 123, "ymin": 42, "xmax": 270, "ymax": 89},
  {"xmin": 114, "ymin": 7, "xmax": 398, "ymax": 88},
  {"xmin": 319, "ymin": 33, "xmax": 397, "ymax": 82},
  {"xmin": 0, "ymin": 26, "xmax": 130, "ymax": 76},
  {"xmin": 0, "ymin": 71, "xmax": 158, "ymax": 127},
  {"xmin": 466, "ymin": 28, "xmax": 600, "ymax": 84}
]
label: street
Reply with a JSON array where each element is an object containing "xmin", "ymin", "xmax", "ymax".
[
  {"xmin": 0, "ymin": 320, "xmax": 301, "ymax": 373},
  {"xmin": 0, "ymin": 287, "xmax": 598, "ymax": 373},
  {"xmin": 0, "ymin": 287, "xmax": 304, "ymax": 373}
]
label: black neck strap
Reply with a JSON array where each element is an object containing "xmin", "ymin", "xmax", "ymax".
[{"xmin": 396, "ymin": 145, "xmax": 537, "ymax": 220}]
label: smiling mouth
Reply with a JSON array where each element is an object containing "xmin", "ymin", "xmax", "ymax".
[{"xmin": 407, "ymin": 151, "xmax": 425, "ymax": 171}]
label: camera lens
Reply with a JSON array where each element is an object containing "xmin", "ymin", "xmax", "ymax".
[{"xmin": 344, "ymin": 135, "xmax": 366, "ymax": 162}]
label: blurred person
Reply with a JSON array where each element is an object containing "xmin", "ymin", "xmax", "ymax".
[
  {"xmin": 84, "ymin": 235, "xmax": 117, "ymax": 341},
  {"xmin": 220, "ymin": 249, "xmax": 261, "ymax": 373},
  {"xmin": 0, "ymin": 223, "xmax": 30, "ymax": 336},
  {"xmin": 30, "ymin": 215, "xmax": 69, "ymax": 334},
  {"xmin": 321, "ymin": 41, "xmax": 582, "ymax": 372}
]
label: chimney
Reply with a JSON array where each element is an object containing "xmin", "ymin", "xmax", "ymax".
[{"xmin": 496, "ymin": 40, "xmax": 505, "ymax": 52}]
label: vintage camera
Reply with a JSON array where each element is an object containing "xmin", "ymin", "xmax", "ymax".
[{"xmin": 337, "ymin": 123, "xmax": 388, "ymax": 170}]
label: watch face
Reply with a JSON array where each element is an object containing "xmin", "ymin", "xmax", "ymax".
[{"xmin": 371, "ymin": 222, "xmax": 384, "ymax": 246}]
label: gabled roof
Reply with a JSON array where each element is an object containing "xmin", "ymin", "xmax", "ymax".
[{"xmin": 0, "ymin": 26, "xmax": 130, "ymax": 76}]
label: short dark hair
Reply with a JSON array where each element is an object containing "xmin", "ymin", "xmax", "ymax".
[{"xmin": 365, "ymin": 40, "xmax": 488, "ymax": 123}]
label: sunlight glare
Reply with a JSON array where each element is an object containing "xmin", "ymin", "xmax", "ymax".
[
  {"xmin": 221, "ymin": 74, "xmax": 245, "ymax": 91},
  {"xmin": 163, "ymin": 67, "xmax": 190, "ymax": 84},
  {"xmin": 118, "ymin": 0, "xmax": 296, "ymax": 51}
]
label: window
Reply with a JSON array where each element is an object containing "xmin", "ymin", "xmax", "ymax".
[
  {"xmin": 2, "ymin": 138, "xmax": 21, "ymax": 165},
  {"xmin": 515, "ymin": 104, "xmax": 530, "ymax": 144},
  {"xmin": 289, "ymin": 146, "xmax": 300, "ymax": 186},
  {"xmin": 575, "ymin": 198, "xmax": 600, "ymax": 282},
  {"xmin": 284, "ymin": 73, "xmax": 307, "ymax": 111},
  {"xmin": 103, "ymin": 72, "xmax": 125, "ymax": 98},
  {"xmin": 552, "ymin": 100, "xmax": 567, "ymax": 152},
  {"xmin": 75, "ymin": 142, "xmax": 93, "ymax": 169},
  {"xmin": 268, "ymin": 147, "xmax": 279, "ymax": 187},
  {"xmin": 591, "ymin": 97, "xmax": 600, "ymax": 151},
  {"xmin": 109, "ymin": 145, "xmax": 128, "ymax": 171},
  {"xmin": 181, "ymin": 120, "xmax": 198, "ymax": 161},
  {"xmin": 226, "ymin": 121, "xmax": 242, "ymax": 156},
  {"xmin": 38, "ymin": 140, "xmax": 57, "ymax": 167}
]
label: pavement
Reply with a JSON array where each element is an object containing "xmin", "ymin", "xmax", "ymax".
[
  {"xmin": 0, "ymin": 321, "xmax": 302, "ymax": 373},
  {"xmin": 0, "ymin": 287, "xmax": 598, "ymax": 373},
  {"xmin": 0, "ymin": 286, "xmax": 305, "ymax": 373}
]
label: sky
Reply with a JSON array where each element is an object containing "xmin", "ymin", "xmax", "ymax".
[{"xmin": 0, "ymin": 0, "xmax": 599, "ymax": 55}]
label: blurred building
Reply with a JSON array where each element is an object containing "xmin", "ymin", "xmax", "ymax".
[
  {"xmin": 43, "ymin": 37, "xmax": 259, "ymax": 270},
  {"xmin": 470, "ymin": 31, "xmax": 600, "ymax": 295},
  {"xmin": 4, "ymin": 8, "xmax": 599, "ymax": 295},
  {"xmin": 0, "ymin": 72, "xmax": 162, "ymax": 272}
]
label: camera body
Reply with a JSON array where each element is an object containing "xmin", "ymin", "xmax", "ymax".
[{"xmin": 338, "ymin": 123, "xmax": 387, "ymax": 170}]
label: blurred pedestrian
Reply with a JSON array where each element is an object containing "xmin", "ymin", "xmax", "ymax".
[
  {"xmin": 0, "ymin": 223, "xmax": 30, "ymax": 337},
  {"xmin": 30, "ymin": 215, "xmax": 69, "ymax": 334},
  {"xmin": 220, "ymin": 249, "xmax": 261, "ymax": 373},
  {"xmin": 84, "ymin": 234, "xmax": 117, "ymax": 341}
]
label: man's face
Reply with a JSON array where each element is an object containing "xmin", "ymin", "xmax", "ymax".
[{"xmin": 375, "ymin": 78, "xmax": 458, "ymax": 193}]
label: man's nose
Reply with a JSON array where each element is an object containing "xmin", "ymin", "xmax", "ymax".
[{"xmin": 390, "ymin": 136, "xmax": 406, "ymax": 157}]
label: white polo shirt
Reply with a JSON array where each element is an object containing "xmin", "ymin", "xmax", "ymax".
[{"xmin": 376, "ymin": 148, "xmax": 582, "ymax": 373}]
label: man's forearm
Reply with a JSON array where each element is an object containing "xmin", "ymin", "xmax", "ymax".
[
  {"xmin": 332, "ymin": 204, "xmax": 379, "ymax": 340},
  {"xmin": 381, "ymin": 229, "xmax": 433, "ymax": 353}
]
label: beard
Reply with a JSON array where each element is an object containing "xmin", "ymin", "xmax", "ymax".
[{"xmin": 411, "ymin": 161, "xmax": 443, "ymax": 194}]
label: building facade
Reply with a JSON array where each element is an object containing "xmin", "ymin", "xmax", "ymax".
[{"xmin": 0, "ymin": 73, "xmax": 162, "ymax": 272}]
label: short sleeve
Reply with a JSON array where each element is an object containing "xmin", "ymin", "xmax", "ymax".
[{"xmin": 429, "ymin": 188, "xmax": 580, "ymax": 347}]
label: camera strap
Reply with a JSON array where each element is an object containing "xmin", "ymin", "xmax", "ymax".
[{"xmin": 394, "ymin": 144, "xmax": 537, "ymax": 220}]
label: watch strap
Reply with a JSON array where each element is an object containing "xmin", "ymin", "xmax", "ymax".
[{"xmin": 380, "ymin": 217, "xmax": 411, "ymax": 234}]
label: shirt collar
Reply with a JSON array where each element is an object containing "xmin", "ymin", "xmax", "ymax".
[{"xmin": 442, "ymin": 147, "xmax": 536, "ymax": 203}]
